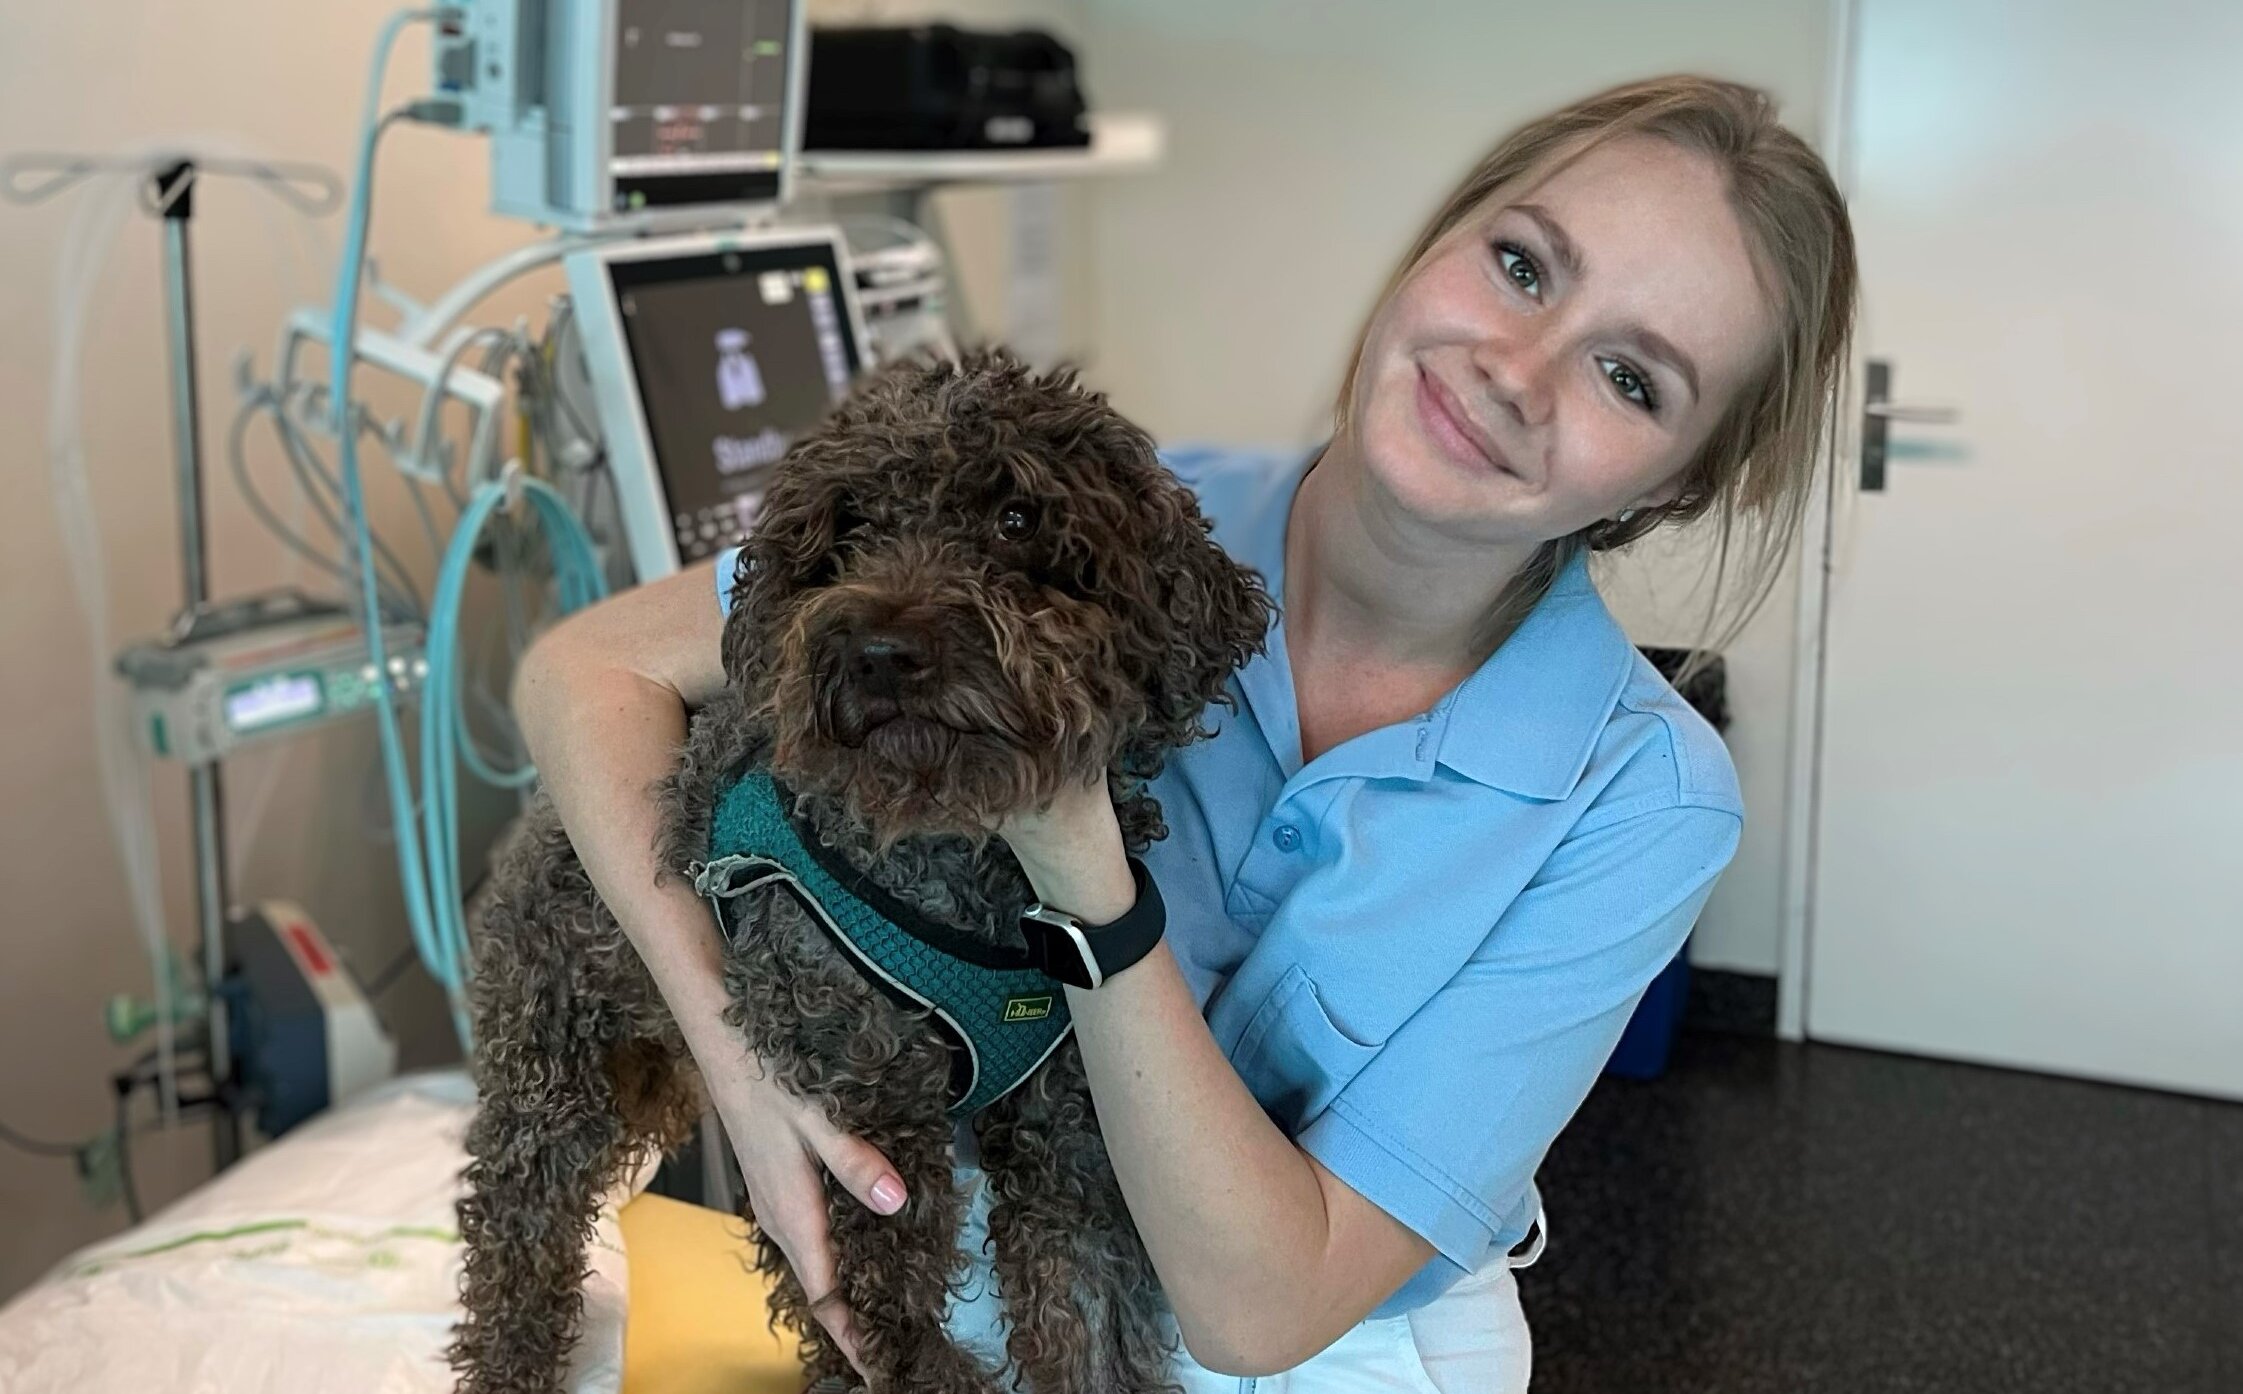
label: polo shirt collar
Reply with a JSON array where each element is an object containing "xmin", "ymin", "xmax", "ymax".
[
  {"xmin": 1233, "ymin": 451, "xmax": 1635, "ymax": 804},
  {"xmin": 1427, "ymin": 549, "xmax": 1636, "ymax": 800}
]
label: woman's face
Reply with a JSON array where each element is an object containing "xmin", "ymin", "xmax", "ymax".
[{"xmin": 1347, "ymin": 136, "xmax": 1775, "ymax": 547}]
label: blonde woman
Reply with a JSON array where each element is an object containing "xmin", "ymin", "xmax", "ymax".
[{"xmin": 517, "ymin": 75, "xmax": 1857, "ymax": 1392}]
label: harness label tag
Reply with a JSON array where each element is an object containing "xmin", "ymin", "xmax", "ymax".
[{"xmin": 1002, "ymin": 994, "xmax": 1055, "ymax": 1023}]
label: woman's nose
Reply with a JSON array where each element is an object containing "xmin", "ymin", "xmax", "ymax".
[{"xmin": 1472, "ymin": 328, "xmax": 1557, "ymax": 430}]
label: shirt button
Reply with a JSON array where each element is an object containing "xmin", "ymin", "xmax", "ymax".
[{"xmin": 1271, "ymin": 824, "xmax": 1302, "ymax": 853}]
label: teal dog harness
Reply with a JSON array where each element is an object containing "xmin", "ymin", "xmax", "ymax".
[{"xmin": 689, "ymin": 770, "xmax": 1073, "ymax": 1117}]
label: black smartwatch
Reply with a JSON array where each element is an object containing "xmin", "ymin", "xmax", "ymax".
[{"xmin": 1020, "ymin": 857, "xmax": 1166, "ymax": 990}]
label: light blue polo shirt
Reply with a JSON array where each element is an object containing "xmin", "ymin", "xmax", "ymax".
[{"xmin": 713, "ymin": 443, "xmax": 1742, "ymax": 1317}]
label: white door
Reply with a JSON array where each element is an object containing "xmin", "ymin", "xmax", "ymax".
[{"xmin": 1807, "ymin": 0, "xmax": 2243, "ymax": 1098}]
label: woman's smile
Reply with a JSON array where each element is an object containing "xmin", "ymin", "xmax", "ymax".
[{"xmin": 1413, "ymin": 361, "xmax": 1522, "ymax": 482}]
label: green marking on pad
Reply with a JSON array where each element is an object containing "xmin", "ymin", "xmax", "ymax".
[{"xmin": 63, "ymin": 1219, "xmax": 462, "ymax": 1279}]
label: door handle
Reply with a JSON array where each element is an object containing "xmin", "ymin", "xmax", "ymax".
[
  {"xmin": 1861, "ymin": 360, "xmax": 1961, "ymax": 491},
  {"xmin": 1864, "ymin": 402, "xmax": 1961, "ymax": 424}
]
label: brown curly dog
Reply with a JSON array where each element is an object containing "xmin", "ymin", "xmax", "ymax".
[{"xmin": 448, "ymin": 352, "xmax": 1271, "ymax": 1394}]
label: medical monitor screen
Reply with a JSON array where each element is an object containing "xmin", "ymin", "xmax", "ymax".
[
  {"xmin": 609, "ymin": 242, "xmax": 859, "ymax": 565},
  {"xmin": 608, "ymin": 0, "xmax": 794, "ymax": 212}
]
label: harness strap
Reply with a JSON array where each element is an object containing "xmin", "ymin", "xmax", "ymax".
[
  {"xmin": 691, "ymin": 852, "xmax": 983, "ymax": 1110},
  {"xmin": 690, "ymin": 854, "xmax": 799, "ymax": 943},
  {"xmin": 696, "ymin": 770, "xmax": 1076, "ymax": 1117}
]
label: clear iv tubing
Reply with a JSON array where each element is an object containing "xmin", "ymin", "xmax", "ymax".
[{"xmin": 47, "ymin": 161, "xmax": 178, "ymax": 1119}]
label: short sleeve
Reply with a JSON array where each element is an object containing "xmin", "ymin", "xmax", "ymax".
[
  {"xmin": 1297, "ymin": 801, "xmax": 1741, "ymax": 1286},
  {"xmin": 713, "ymin": 544, "xmax": 744, "ymax": 617}
]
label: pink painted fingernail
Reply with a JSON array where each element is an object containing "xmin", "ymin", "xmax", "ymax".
[{"xmin": 869, "ymin": 1176, "xmax": 906, "ymax": 1214}]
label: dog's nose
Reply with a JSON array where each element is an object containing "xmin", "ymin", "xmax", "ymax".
[{"xmin": 848, "ymin": 626, "xmax": 932, "ymax": 699}]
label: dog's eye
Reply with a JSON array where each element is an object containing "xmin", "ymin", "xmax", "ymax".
[{"xmin": 997, "ymin": 501, "xmax": 1040, "ymax": 543}]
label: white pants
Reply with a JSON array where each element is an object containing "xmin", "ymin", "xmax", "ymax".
[{"xmin": 944, "ymin": 1166, "xmax": 1533, "ymax": 1393}]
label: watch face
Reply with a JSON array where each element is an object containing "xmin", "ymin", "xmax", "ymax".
[{"xmin": 1024, "ymin": 913, "xmax": 1100, "ymax": 990}]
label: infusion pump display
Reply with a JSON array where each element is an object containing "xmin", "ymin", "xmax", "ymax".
[{"xmin": 608, "ymin": 0, "xmax": 796, "ymax": 213}]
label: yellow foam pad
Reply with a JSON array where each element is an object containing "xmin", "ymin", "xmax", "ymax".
[{"xmin": 618, "ymin": 1192, "xmax": 805, "ymax": 1394}]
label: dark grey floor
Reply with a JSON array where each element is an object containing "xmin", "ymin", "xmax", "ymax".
[{"xmin": 1522, "ymin": 1031, "xmax": 2243, "ymax": 1393}]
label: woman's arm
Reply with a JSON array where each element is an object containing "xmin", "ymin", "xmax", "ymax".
[
  {"xmin": 1000, "ymin": 786, "xmax": 1436, "ymax": 1377},
  {"xmin": 510, "ymin": 562, "xmax": 735, "ymax": 1057},
  {"xmin": 510, "ymin": 561, "xmax": 905, "ymax": 1370},
  {"xmin": 1004, "ymin": 771, "xmax": 1741, "ymax": 1377}
]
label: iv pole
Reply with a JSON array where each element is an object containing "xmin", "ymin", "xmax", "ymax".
[
  {"xmin": 153, "ymin": 160, "xmax": 241, "ymax": 1170},
  {"xmin": 3, "ymin": 150, "xmax": 341, "ymax": 1171}
]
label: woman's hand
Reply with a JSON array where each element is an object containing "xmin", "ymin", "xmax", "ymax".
[
  {"xmin": 996, "ymin": 776, "xmax": 1138, "ymax": 924},
  {"xmin": 995, "ymin": 774, "xmax": 1120, "ymax": 866},
  {"xmin": 705, "ymin": 1061, "xmax": 907, "ymax": 1378}
]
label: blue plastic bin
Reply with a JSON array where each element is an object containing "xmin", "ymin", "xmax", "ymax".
[{"xmin": 1603, "ymin": 938, "xmax": 1690, "ymax": 1080}]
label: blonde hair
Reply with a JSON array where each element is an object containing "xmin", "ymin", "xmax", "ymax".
[{"xmin": 1337, "ymin": 75, "xmax": 1858, "ymax": 660}]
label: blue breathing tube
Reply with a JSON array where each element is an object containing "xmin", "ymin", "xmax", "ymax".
[
  {"xmin": 330, "ymin": 9, "xmax": 608, "ymax": 1046},
  {"xmin": 417, "ymin": 474, "xmax": 608, "ymax": 1038}
]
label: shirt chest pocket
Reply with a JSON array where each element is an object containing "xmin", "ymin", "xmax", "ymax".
[{"xmin": 1229, "ymin": 964, "xmax": 1381, "ymax": 1130}]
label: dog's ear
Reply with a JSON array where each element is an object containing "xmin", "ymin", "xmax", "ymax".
[{"xmin": 1116, "ymin": 475, "xmax": 1273, "ymax": 783}]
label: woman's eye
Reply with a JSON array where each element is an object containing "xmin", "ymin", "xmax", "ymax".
[
  {"xmin": 1495, "ymin": 242, "xmax": 1543, "ymax": 299},
  {"xmin": 1600, "ymin": 357, "xmax": 1658, "ymax": 413},
  {"xmin": 997, "ymin": 500, "xmax": 1040, "ymax": 543}
]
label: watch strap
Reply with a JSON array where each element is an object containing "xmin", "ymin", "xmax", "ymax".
[{"xmin": 1021, "ymin": 857, "xmax": 1165, "ymax": 990}]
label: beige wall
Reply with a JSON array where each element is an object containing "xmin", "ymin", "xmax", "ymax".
[{"xmin": 1069, "ymin": 0, "xmax": 1834, "ymax": 975}]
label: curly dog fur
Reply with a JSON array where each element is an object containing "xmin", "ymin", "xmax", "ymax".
[{"xmin": 449, "ymin": 352, "xmax": 1271, "ymax": 1394}]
